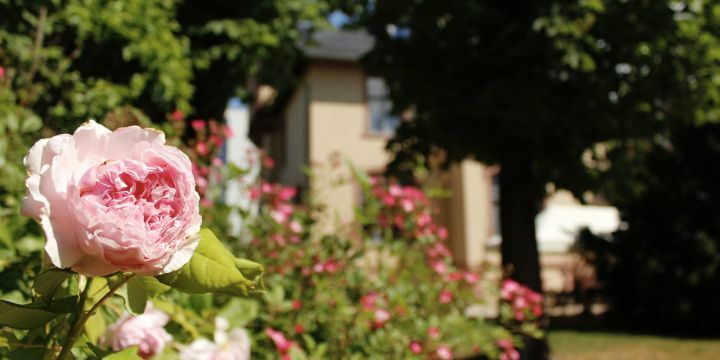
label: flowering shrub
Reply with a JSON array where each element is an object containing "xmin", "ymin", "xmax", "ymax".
[
  {"xmin": 0, "ymin": 117, "xmax": 542, "ymax": 360},
  {"xmin": 205, "ymin": 164, "xmax": 545, "ymax": 359},
  {"xmin": 0, "ymin": 121, "xmax": 262, "ymax": 360}
]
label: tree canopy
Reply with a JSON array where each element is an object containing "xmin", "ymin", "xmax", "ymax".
[{"xmin": 361, "ymin": 0, "xmax": 720, "ymax": 292}]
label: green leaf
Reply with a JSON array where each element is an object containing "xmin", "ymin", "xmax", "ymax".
[
  {"xmin": 126, "ymin": 276, "xmax": 171, "ymax": 314},
  {"xmin": 104, "ymin": 347, "xmax": 142, "ymax": 360},
  {"xmin": 88, "ymin": 343, "xmax": 142, "ymax": 360},
  {"xmin": 7, "ymin": 348, "xmax": 45, "ymax": 360},
  {"xmin": 218, "ymin": 298, "xmax": 258, "ymax": 327},
  {"xmin": 0, "ymin": 296, "xmax": 78, "ymax": 329},
  {"xmin": 126, "ymin": 278, "xmax": 148, "ymax": 314},
  {"xmin": 33, "ymin": 267, "xmax": 73, "ymax": 301},
  {"xmin": 85, "ymin": 308, "xmax": 107, "ymax": 344},
  {"xmin": 156, "ymin": 228, "xmax": 263, "ymax": 296}
]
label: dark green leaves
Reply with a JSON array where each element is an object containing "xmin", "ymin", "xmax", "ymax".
[
  {"xmin": 33, "ymin": 267, "xmax": 73, "ymax": 301},
  {"xmin": 0, "ymin": 296, "xmax": 77, "ymax": 329},
  {"xmin": 156, "ymin": 228, "xmax": 263, "ymax": 296}
]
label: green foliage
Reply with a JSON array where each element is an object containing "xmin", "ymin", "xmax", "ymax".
[
  {"xmin": 156, "ymin": 228, "xmax": 264, "ymax": 297},
  {"xmin": 126, "ymin": 277, "xmax": 170, "ymax": 314},
  {"xmin": 578, "ymin": 123, "xmax": 720, "ymax": 333},
  {"xmin": 0, "ymin": 296, "xmax": 77, "ymax": 329}
]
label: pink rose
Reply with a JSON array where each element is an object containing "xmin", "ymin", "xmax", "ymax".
[
  {"xmin": 439, "ymin": 290, "xmax": 453, "ymax": 304},
  {"xmin": 191, "ymin": 119, "xmax": 206, "ymax": 131},
  {"xmin": 170, "ymin": 110, "xmax": 184, "ymax": 122},
  {"xmin": 181, "ymin": 318, "xmax": 251, "ymax": 360},
  {"xmin": 195, "ymin": 142, "xmax": 209, "ymax": 156},
  {"xmin": 105, "ymin": 306, "xmax": 172, "ymax": 359},
  {"xmin": 21, "ymin": 121, "xmax": 201, "ymax": 276},
  {"xmin": 436, "ymin": 345, "xmax": 453, "ymax": 360},
  {"xmin": 409, "ymin": 341, "xmax": 423, "ymax": 355}
]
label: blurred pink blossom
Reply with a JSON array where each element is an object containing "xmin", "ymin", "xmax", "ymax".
[
  {"xmin": 409, "ymin": 341, "xmax": 423, "ymax": 354},
  {"xmin": 436, "ymin": 345, "xmax": 453, "ymax": 360},
  {"xmin": 191, "ymin": 119, "xmax": 206, "ymax": 131},
  {"xmin": 439, "ymin": 290, "xmax": 453, "ymax": 304}
]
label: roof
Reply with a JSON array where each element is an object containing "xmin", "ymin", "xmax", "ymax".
[{"xmin": 301, "ymin": 30, "xmax": 375, "ymax": 61}]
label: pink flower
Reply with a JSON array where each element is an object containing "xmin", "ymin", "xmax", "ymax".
[
  {"xmin": 313, "ymin": 262, "xmax": 325, "ymax": 273},
  {"xmin": 401, "ymin": 198, "xmax": 415, "ymax": 212},
  {"xmin": 263, "ymin": 156, "xmax": 275, "ymax": 169},
  {"xmin": 196, "ymin": 142, "xmax": 209, "ymax": 156},
  {"xmin": 271, "ymin": 210, "xmax": 289, "ymax": 224},
  {"xmin": 374, "ymin": 309, "xmax": 391, "ymax": 323},
  {"xmin": 446, "ymin": 271, "xmax": 463, "ymax": 282},
  {"xmin": 278, "ymin": 187, "xmax": 297, "ymax": 201},
  {"xmin": 431, "ymin": 261, "xmax": 447, "ymax": 275},
  {"xmin": 437, "ymin": 226, "xmax": 449, "ymax": 240},
  {"xmin": 248, "ymin": 187, "xmax": 261, "ymax": 200},
  {"xmin": 105, "ymin": 305, "xmax": 172, "ymax": 359},
  {"xmin": 360, "ymin": 292, "xmax": 378, "ymax": 311},
  {"xmin": 501, "ymin": 279, "xmax": 521, "ymax": 300},
  {"xmin": 463, "ymin": 271, "xmax": 480, "ymax": 284},
  {"xmin": 436, "ymin": 345, "xmax": 453, "ymax": 360},
  {"xmin": 439, "ymin": 290, "xmax": 453, "ymax": 304},
  {"xmin": 170, "ymin": 110, "xmax": 184, "ymax": 122},
  {"xmin": 417, "ymin": 212, "xmax": 432, "ymax": 227},
  {"xmin": 181, "ymin": 318, "xmax": 250, "ymax": 360},
  {"xmin": 295, "ymin": 324, "xmax": 305, "ymax": 334},
  {"xmin": 292, "ymin": 300, "xmax": 302, "ymax": 310},
  {"xmin": 498, "ymin": 339, "xmax": 519, "ymax": 360},
  {"xmin": 209, "ymin": 135, "xmax": 224, "ymax": 147},
  {"xmin": 427, "ymin": 327, "xmax": 440, "ymax": 339},
  {"xmin": 266, "ymin": 328, "xmax": 291, "ymax": 352},
  {"xmin": 191, "ymin": 119, "xmax": 206, "ymax": 131},
  {"xmin": 389, "ymin": 184, "xmax": 402, "ymax": 197},
  {"xmin": 324, "ymin": 260, "xmax": 339, "ymax": 273},
  {"xmin": 21, "ymin": 121, "xmax": 201, "ymax": 276},
  {"xmin": 409, "ymin": 341, "xmax": 423, "ymax": 355},
  {"xmin": 0, "ymin": 66, "xmax": 4, "ymax": 78},
  {"xmin": 381, "ymin": 194, "xmax": 396, "ymax": 206},
  {"xmin": 289, "ymin": 220, "xmax": 303, "ymax": 234}
]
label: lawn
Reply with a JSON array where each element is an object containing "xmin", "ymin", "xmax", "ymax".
[{"xmin": 549, "ymin": 330, "xmax": 720, "ymax": 360}]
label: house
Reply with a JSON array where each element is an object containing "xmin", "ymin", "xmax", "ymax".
[{"xmin": 250, "ymin": 30, "xmax": 618, "ymax": 293}]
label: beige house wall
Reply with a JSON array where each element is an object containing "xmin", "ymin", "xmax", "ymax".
[
  {"xmin": 277, "ymin": 60, "xmax": 495, "ymax": 261},
  {"xmin": 304, "ymin": 62, "xmax": 391, "ymax": 225}
]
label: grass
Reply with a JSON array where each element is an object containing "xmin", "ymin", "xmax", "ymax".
[{"xmin": 549, "ymin": 330, "xmax": 720, "ymax": 360}]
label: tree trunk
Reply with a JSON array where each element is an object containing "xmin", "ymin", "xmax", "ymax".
[
  {"xmin": 499, "ymin": 159, "xmax": 542, "ymax": 292},
  {"xmin": 499, "ymin": 158, "xmax": 548, "ymax": 360}
]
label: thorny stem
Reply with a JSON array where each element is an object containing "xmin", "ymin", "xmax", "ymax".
[{"xmin": 56, "ymin": 274, "xmax": 135, "ymax": 360}]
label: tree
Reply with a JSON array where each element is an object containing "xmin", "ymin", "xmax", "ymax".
[
  {"xmin": 0, "ymin": 0, "xmax": 335, "ymax": 305},
  {"xmin": 361, "ymin": 0, "xmax": 720, "ymax": 294},
  {"xmin": 578, "ymin": 123, "xmax": 720, "ymax": 334}
]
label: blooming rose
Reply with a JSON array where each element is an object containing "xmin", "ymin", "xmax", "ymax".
[
  {"xmin": 105, "ymin": 305, "xmax": 172, "ymax": 359},
  {"xmin": 180, "ymin": 318, "xmax": 251, "ymax": 360},
  {"xmin": 21, "ymin": 121, "xmax": 201, "ymax": 276}
]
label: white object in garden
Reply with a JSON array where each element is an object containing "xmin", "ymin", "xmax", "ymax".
[{"xmin": 224, "ymin": 98, "xmax": 261, "ymax": 236}]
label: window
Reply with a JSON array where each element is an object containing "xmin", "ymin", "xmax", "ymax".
[
  {"xmin": 366, "ymin": 77, "xmax": 400, "ymax": 134},
  {"xmin": 487, "ymin": 172, "xmax": 502, "ymax": 246}
]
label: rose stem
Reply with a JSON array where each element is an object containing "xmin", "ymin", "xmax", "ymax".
[{"xmin": 57, "ymin": 274, "xmax": 135, "ymax": 360}]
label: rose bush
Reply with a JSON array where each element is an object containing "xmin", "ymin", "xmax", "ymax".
[
  {"xmin": 0, "ymin": 119, "xmax": 262, "ymax": 360},
  {"xmin": 21, "ymin": 120, "xmax": 202, "ymax": 276}
]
